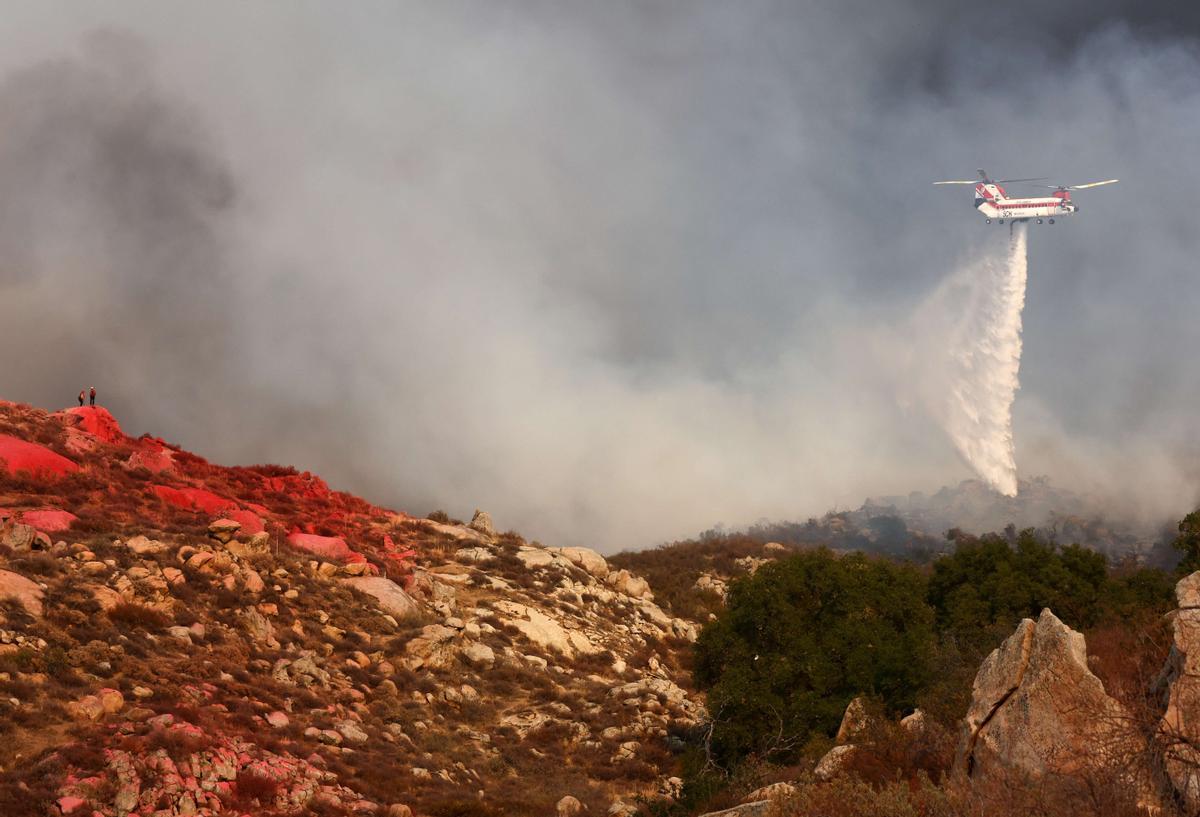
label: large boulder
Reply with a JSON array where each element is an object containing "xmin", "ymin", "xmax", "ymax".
[
  {"xmin": 493, "ymin": 600, "xmax": 600, "ymax": 657},
  {"xmin": 1157, "ymin": 571, "xmax": 1200, "ymax": 810},
  {"xmin": 468, "ymin": 509, "xmax": 495, "ymax": 536},
  {"xmin": 555, "ymin": 546, "xmax": 609, "ymax": 579},
  {"xmin": 956, "ymin": 609, "xmax": 1150, "ymax": 796},
  {"xmin": 287, "ymin": 532, "xmax": 366, "ymax": 564},
  {"xmin": 0, "ymin": 521, "xmax": 36, "ymax": 551},
  {"xmin": 0, "ymin": 570, "xmax": 44, "ymax": 617},
  {"xmin": 342, "ymin": 576, "xmax": 421, "ymax": 620},
  {"xmin": 0, "ymin": 435, "xmax": 78, "ymax": 477},
  {"xmin": 606, "ymin": 569, "xmax": 653, "ymax": 600}
]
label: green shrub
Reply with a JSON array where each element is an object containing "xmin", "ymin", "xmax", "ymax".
[{"xmin": 694, "ymin": 549, "xmax": 934, "ymax": 765}]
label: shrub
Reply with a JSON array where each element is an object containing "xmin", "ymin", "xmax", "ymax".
[
  {"xmin": 694, "ymin": 549, "xmax": 935, "ymax": 765},
  {"xmin": 107, "ymin": 602, "xmax": 170, "ymax": 631}
]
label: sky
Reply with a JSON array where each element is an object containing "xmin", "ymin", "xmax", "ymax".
[{"xmin": 1, "ymin": 2, "xmax": 1199, "ymax": 551}]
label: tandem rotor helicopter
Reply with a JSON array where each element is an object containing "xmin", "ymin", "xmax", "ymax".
[{"xmin": 934, "ymin": 169, "xmax": 1117, "ymax": 226}]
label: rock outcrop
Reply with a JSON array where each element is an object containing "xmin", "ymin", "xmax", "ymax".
[
  {"xmin": 1157, "ymin": 571, "xmax": 1200, "ymax": 811},
  {"xmin": 956, "ymin": 608, "xmax": 1150, "ymax": 797}
]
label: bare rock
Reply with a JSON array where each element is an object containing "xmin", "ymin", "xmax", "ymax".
[
  {"xmin": 469, "ymin": 509, "xmax": 495, "ymax": 536},
  {"xmin": 124, "ymin": 534, "xmax": 167, "ymax": 556},
  {"xmin": 462, "ymin": 642, "xmax": 496, "ymax": 669},
  {"xmin": 834, "ymin": 696, "xmax": 871, "ymax": 744},
  {"xmin": 814, "ymin": 744, "xmax": 856, "ymax": 780},
  {"xmin": 956, "ymin": 608, "xmax": 1150, "ymax": 795},
  {"xmin": 556, "ymin": 546, "xmax": 609, "ymax": 579},
  {"xmin": 493, "ymin": 600, "xmax": 600, "ymax": 656},
  {"xmin": 606, "ymin": 569, "xmax": 653, "ymax": 600},
  {"xmin": 0, "ymin": 570, "xmax": 44, "ymax": 617},
  {"xmin": 342, "ymin": 576, "xmax": 421, "ymax": 620},
  {"xmin": 556, "ymin": 795, "xmax": 583, "ymax": 817},
  {"xmin": 207, "ymin": 518, "xmax": 241, "ymax": 544},
  {"xmin": 0, "ymin": 522, "xmax": 35, "ymax": 551},
  {"xmin": 1158, "ymin": 572, "xmax": 1200, "ymax": 810},
  {"xmin": 743, "ymin": 782, "xmax": 795, "ymax": 803}
]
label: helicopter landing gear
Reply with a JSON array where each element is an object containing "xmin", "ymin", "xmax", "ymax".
[
  {"xmin": 998, "ymin": 219, "xmax": 1005, "ymax": 224},
  {"xmin": 1036, "ymin": 218, "xmax": 1043, "ymax": 224},
  {"xmin": 1048, "ymin": 218, "xmax": 1055, "ymax": 224},
  {"xmin": 985, "ymin": 218, "xmax": 992, "ymax": 224}
]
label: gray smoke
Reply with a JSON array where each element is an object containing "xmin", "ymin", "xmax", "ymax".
[{"xmin": 1, "ymin": 3, "xmax": 1199, "ymax": 551}]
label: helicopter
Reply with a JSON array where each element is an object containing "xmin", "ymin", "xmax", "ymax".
[{"xmin": 934, "ymin": 169, "xmax": 1117, "ymax": 225}]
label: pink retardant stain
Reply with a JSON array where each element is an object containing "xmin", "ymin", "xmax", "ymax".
[
  {"xmin": 57, "ymin": 795, "xmax": 87, "ymax": 814},
  {"xmin": 152, "ymin": 485, "xmax": 237, "ymax": 515},
  {"xmin": 19, "ymin": 508, "xmax": 78, "ymax": 532},
  {"xmin": 63, "ymin": 406, "xmax": 124, "ymax": 443},
  {"xmin": 224, "ymin": 509, "xmax": 265, "ymax": 535},
  {"xmin": 127, "ymin": 439, "xmax": 175, "ymax": 473},
  {"xmin": 0, "ymin": 434, "xmax": 79, "ymax": 477},
  {"xmin": 286, "ymin": 532, "xmax": 366, "ymax": 564}
]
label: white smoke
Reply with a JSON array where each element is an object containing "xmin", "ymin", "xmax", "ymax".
[{"xmin": 908, "ymin": 226, "xmax": 1029, "ymax": 495}]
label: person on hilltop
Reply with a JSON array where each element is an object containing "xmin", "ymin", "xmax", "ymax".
[
  {"xmin": 78, "ymin": 389, "xmax": 85, "ymax": 407},
  {"xmin": 89, "ymin": 386, "xmax": 96, "ymax": 407}
]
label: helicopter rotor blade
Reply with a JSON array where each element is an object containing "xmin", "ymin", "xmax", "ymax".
[
  {"xmin": 933, "ymin": 180, "xmax": 977, "ymax": 185},
  {"xmin": 994, "ymin": 177, "xmax": 1047, "ymax": 183},
  {"xmin": 1039, "ymin": 179, "xmax": 1119, "ymax": 190}
]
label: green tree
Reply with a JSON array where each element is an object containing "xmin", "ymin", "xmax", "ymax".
[
  {"xmin": 927, "ymin": 529, "xmax": 1113, "ymax": 645},
  {"xmin": 1174, "ymin": 510, "xmax": 1200, "ymax": 575},
  {"xmin": 693, "ymin": 549, "xmax": 934, "ymax": 765}
]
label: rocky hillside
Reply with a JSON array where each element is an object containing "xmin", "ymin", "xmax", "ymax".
[{"xmin": 0, "ymin": 400, "xmax": 703, "ymax": 816}]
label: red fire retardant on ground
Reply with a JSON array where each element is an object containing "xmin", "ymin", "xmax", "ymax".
[
  {"xmin": 19, "ymin": 509, "xmax": 78, "ymax": 532},
  {"xmin": 126, "ymin": 439, "xmax": 175, "ymax": 474},
  {"xmin": 0, "ymin": 435, "xmax": 79, "ymax": 477},
  {"xmin": 152, "ymin": 485, "xmax": 237, "ymax": 515},
  {"xmin": 286, "ymin": 532, "xmax": 366, "ymax": 564},
  {"xmin": 63, "ymin": 407, "xmax": 125, "ymax": 444},
  {"xmin": 225, "ymin": 509, "xmax": 265, "ymax": 535}
]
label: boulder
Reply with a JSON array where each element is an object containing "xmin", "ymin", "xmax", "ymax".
[
  {"xmin": 556, "ymin": 546, "xmax": 609, "ymax": 579},
  {"xmin": 606, "ymin": 569, "xmax": 653, "ymax": 600},
  {"xmin": 0, "ymin": 434, "xmax": 78, "ymax": 477},
  {"xmin": 17, "ymin": 509, "xmax": 76, "ymax": 533},
  {"xmin": 462, "ymin": 642, "xmax": 496, "ymax": 669},
  {"xmin": 124, "ymin": 535, "xmax": 167, "ymax": 555},
  {"xmin": 207, "ymin": 518, "xmax": 242, "ymax": 544},
  {"xmin": 342, "ymin": 577, "xmax": 421, "ymax": 620},
  {"xmin": 455, "ymin": 546, "xmax": 496, "ymax": 563},
  {"xmin": 814, "ymin": 744, "xmax": 856, "ymax": 781},
  {"xmin": 556, "ymin": 795, "xmax": 583, "ymax": 817},
  {"xmin": 0, "ymin": 522, "xmax": 36, "ymax": 551},
  {"xmin": 956, "ymin": 608, "xmax": 1149, "ymax": 792},
  {"xmin": 696, "ymin": 802, "xmax": 771, "ymax": 817},
  {"xmin": 1158, "ymin": 571, "xmax": 1200, "ymax": 811},
  {"xmin": 0, "ymin": 570, "xmax": 44, "ymax": 617},
  {"xmin": 287, "ymin": 532, "xmax": 366, "ymax": 564},
  {"xmin": 493, "ymin": 600, "xmax": 600, "ymax": 656},
  {"xmin": 834, "ymin": 697, "xmax": 871, "ymax": 744},
  {"xmin": 517, "ymin": 549, "xmax": 558, "ymax": 570},
  {"xmin": 468, "ymin": 509, "xmax": 495, "ymax": 536}
]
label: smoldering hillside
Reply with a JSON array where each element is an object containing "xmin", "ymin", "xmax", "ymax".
[{"xmin": 1, "ymin": 5, "xmax": 1200, "ymax": 551}]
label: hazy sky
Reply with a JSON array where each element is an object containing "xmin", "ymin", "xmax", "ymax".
[{"xmin": 1, "ymin": 2, "xmax": 1199, "ymax": 551}]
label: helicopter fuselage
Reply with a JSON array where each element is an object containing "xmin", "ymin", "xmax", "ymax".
[{"xmin": 974, "ymin": 181, "xmax": 1075, "ymax": 223}]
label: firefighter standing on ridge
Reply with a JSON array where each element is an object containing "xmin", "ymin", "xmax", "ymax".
[
  {"xmin": 89, "ymin": 386, "xmax": 96, "ymax": 407},
  {"xmin": 77, "ymin": 389, "xmax": 85, "ymax": 407}
]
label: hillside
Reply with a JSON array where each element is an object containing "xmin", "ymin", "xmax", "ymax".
[{"xmin": 0, "ymin": 400, "xmax": 703, "ymax": 816}]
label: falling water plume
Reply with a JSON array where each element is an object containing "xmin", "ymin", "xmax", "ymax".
[{"xmin": 915, "ymin": 225, "xmax": 1029, "ymax": 496}]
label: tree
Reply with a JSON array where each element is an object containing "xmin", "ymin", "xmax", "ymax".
[
  {"xmin": 693, "ymin": 549, "xmax": 934, "ymax": 765},
  {"xmin": 927, "ymin": 529, "xmax": 1113, "ymax": 645},
  {"xmin": 1174, "ymin": 510, "xmax": 1200, "ymax": 575}
]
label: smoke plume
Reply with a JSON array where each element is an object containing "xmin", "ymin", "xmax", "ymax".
[{"xmin": 1, "ymin": 5, "xmax": 1200, "ymax": 550}]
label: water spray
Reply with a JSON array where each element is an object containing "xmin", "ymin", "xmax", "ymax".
[{"xmin": 915, "ymin": 225, "xmax": 1029, "ymax": 495}]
